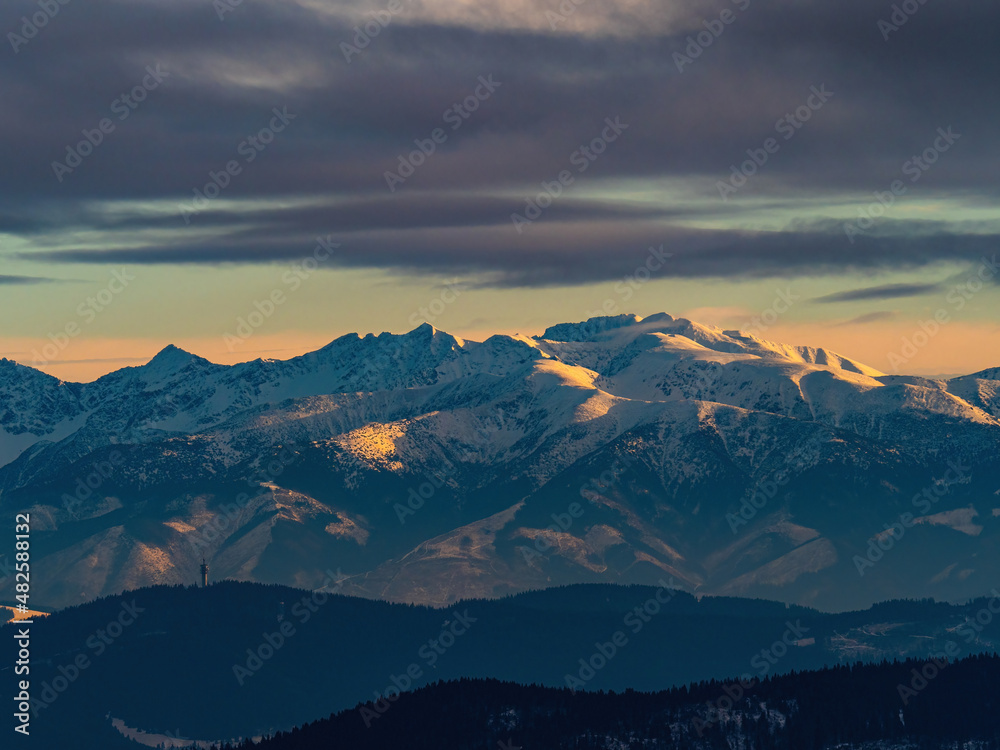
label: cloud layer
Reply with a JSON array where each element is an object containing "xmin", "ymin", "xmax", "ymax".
[{"xmin": 3, "ymin": 0, "xmax": 999, "ymax": 287}]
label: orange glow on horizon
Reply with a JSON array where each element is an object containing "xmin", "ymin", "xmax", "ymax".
[{"xmin": 1, "ymin": 317, "xmax": 998, "ymax": 383}]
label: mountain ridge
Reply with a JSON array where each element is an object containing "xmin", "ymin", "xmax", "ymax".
[{"xmin": 1, "ymin": 313, "xmax": 997, "ymax": 612}]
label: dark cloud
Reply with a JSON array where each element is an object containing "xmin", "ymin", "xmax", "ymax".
[
  {"xmin": 59, "ymin": 194, "xmax": 683, "ymax": 234},
  {"xmin": 3, "ymin": 0, "xmax": 999, "ymax": 195},
  {"xmin": 813, "ymin": 282, "xmax": 945, "ymax": 304},
  {"xmin": 2, "ymin": 0, "xmax": 999, "ymax": 283},
  {"xmin": 24, "ymin": 220, "xmax": 1000, "ymax": 288},
  {"xmin": 0, "ymin": 275, "xmax": 60, "ymax": 285}
]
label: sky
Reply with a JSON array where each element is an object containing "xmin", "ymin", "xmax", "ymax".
[{"xmin": 1, "ymin": 0, "xmax": 998, "ymax": 382}]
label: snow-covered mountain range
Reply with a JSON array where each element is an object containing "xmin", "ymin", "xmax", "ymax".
[{"xmin": 2, "ymin": 313, "xmax": 998, "ymax": 611}]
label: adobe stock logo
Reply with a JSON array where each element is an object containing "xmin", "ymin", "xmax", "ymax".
[
  {"xmin": 223, "ymin": 236, "xmax": 337, "ymax": 351},
  {"xmin": 51, "ymin": 65, "xmax": 169, "ymax": 182},
  {"xmin": 179, "ymin": 106, "xmax": 296, "ymax": 224},
  {"xmin": 32, "ymin": 268, "xmax": 135, "ymax": 366},
  {"xmin": 384, "ymin": 75, "xmax": 501, "ymax": 192},
  {"xmin": 715, "ymin": 85, "xmax": 833, "ymax": 201},
  {"xmin": 510, "ymin": 116, "xmax": 628, "ymax": 233},
  {"xmin": 877, "ymin": 0, "xmax": 931, "ymax": 41},
  {"xmin": 673, "ymin": 0, "xmax": 750, "ymax": 73},
  {"xmin": 7, "ymin": 0, "xmax": 72, "ymax": 54},
  {"xmin": 339, "ymin": 0, "xmax": 413, "ymax": 63}
]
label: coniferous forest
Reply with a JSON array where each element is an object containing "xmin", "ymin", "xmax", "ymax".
[{"xmin": 217, "ymin": 652, "xmax": 1000, "ymax": 750}]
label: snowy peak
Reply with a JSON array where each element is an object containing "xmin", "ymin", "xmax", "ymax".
[
  {"xmin": 0, "ymin": 357, "xmax": 84, "ymax": 466},
  {"xmin": 534, "ymin": 313, "xmax": 883, "ymax": 378},
  {"xmin": 404, "ymin": 322, "xmax": 466, "ymax": 353},
  {"xmin": 0, "ymin": 312, "xmax": 993, "ymax": 476},
  {"xmin": 87, "ymin": 344, "xmax": 216, "ymax": 393},
  {"xmin": 316, "ymin": 323, "xmax": 463, "ymax": 360},
  {"xmin": 0, "ymin": 355, "xmax": 66, "ymax": 388},
  {"xmin": 145, "ymin": 344, "xmax": 210, "ymax": 375},
  {"xmin": 539, "ymin": 314, "xmax": 645, "ymax": 342},
  {"xmin": 958, "ymin": 367, "xmax": 1000, "ymax": 382}
]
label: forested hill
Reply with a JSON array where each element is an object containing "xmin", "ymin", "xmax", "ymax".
[
  {"xmin": 5, "ymin": 581, "xmax": 999, "ymax": 749},
  {"xmin": 221, "ymin": 653, "xmax": 1000, "ymax": 750}
]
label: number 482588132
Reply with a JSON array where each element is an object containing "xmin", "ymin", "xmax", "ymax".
[{"xmin": 14, "ymin": 513, "xmax": 29, "ymax": 607}]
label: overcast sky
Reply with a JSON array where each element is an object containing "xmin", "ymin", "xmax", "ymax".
[{"xmin": 2, "ymin": 0, "xmax": 997, "ymax": 380}]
